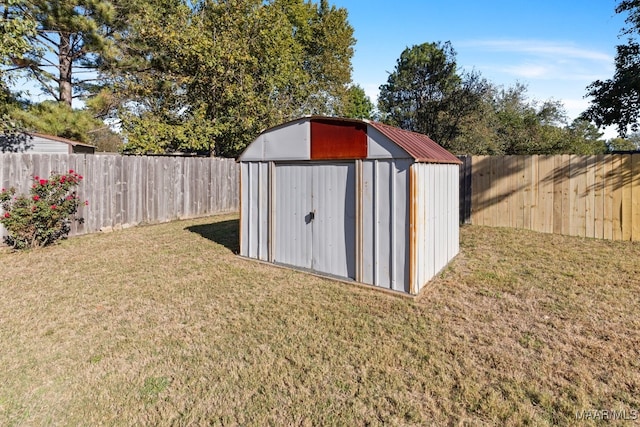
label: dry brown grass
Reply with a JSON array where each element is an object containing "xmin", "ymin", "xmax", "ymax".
[{"xmin": 1, "ymin": 215, "xmax": 639, "ymax": 426}]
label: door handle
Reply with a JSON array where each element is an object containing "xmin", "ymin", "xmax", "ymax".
[{"xmin": 305, "ymin": 210, "xmax": 315, "ymax": 224}]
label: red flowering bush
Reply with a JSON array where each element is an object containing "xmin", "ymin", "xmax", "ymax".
[{"xmin": 0, "ymin": 170, "xmax": 86, "ymax": 250}]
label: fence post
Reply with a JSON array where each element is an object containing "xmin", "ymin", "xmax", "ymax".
[{"xmin": 458, "ymin": 155, "xmax": 472, "ymax": 224}]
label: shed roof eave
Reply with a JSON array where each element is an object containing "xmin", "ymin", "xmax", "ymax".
[
  {"xmin": 414, "ymin": 157, "xmax": 463, "ymax": 165},
  {"xmin": 368, "ymin": 122, "xmax": 461, "ymax": 165},
  {"xmin": 28, "ymin": 132, "xmax": 96, "ymax": 148}
]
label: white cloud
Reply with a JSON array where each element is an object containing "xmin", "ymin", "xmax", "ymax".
[
  {"xmin": 458, "ymin": 38, "xmax": 615, "ymax": 87},
  {"xmin": 499, "ymin": 63, "xmax": 552, "ymax": 79},
  {"xmin": 478, "ymin": 62, "xmax": 610, "ymax": 82},
  {"xmin": 460, "ymin": 39, "xmax": 613, "ymax": 63}
]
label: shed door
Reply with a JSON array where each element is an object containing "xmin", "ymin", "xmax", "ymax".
[{"xmin": 274, "ymin": 163, "xmax": 356, "ymax": 279}]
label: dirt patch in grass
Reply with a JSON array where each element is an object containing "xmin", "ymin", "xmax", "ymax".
[{"xmin": 1, "ymin": 216, "xmax": 639, "ymax": 425}]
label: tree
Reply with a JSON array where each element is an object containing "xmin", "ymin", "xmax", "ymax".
[
  {"xmin": 200, "ymin": 0, "xmax": 354, "ymax": 156},
  {"xmin": 341, "ymin": 84, "xmax": 374, "ymax": 119},
  {"xmin": 380, "ymin": 41, "xmax": 607, "ymax": 155},
  {"xmin": 88, "ymin": 126, "xmax": 123, "ymax": 152},
  {"xmin": 564, "ymin": 119, "xmax": 607, "ymax": 154},
  {"xmin": 582, "ymin": 42, "xmax": 640, "ymax": 136},
  {"xmin": 290, "ymin": 0, "xmax": 355, "ymax": 115},
  {"xmin": 0, "ymin": 0, "xmax": 36, "ymax": 67},
  {"xmin": 120, "ymin": 105, "xmax": 216, "ymax": 155},
  {"xmin": 0, "ymin": 113, "xmax": 32, "ymax": 152},
  {"xmin": 582, "ymin": 1, "xmax": 640, "ymax": 136},
  {"xmin": 378, "ymin": 42, "xmax": 490, "ymax": 149},
  {"xmin": 451, "ymin": 82, "xmax": 606, "ymax": 155},
  {"xmin": 1, "ymin": 0, "xmax": 37, "ymax": 151},
  {"xmin": 7, "ymin": 100, "xmax": 120, "ymax": 147},
  {"xmin": 606, "ymin": 132, "xmax": 640, "ymax": 151},
  {"xmin": 108, "ymin": 0, "xmax": 355, "ymax": 157},
  {"xmin": 1, "ymin": 0, "xmax": 130, "ymax": 106}
]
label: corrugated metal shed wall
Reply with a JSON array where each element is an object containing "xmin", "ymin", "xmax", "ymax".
[
  {"xmin": 241, "ymin": 158, "xmax": 415, "ymax": 293},
  {"xmin": 309, "ymin": 163, "xmax": 356, "ymax": 278},
  {"xmin": 272, "ymin": 162, "xmax": 356, "ymax": 278},
  {"xmin": 361, "ymin": 159, "xmax": 410, "ymax": 293},
  {"xmin": 412, "ymin": 163, "xmax": 459, "ymax": 294},
  {"xmin": 240, "ymin": 161, "xmax": 269, "ymax": 261},
  {"xmin": 30, "ymin": 136, "xmax": 70, "ymax": 154},
  {"xmin": 241, "ymin": 121, "xmax": 309, "ymax": 161},
  {"xmin": 273, "ymin": 163, "xmax": 313, "ymax": 269}
]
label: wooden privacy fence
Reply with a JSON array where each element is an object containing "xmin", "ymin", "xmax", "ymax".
[
  {"xmin": 6, "ymin": 153, "xmax": 639, "ymax": 243},
  {"xmin": 459, "ymin": 154, "xmax": 640, "ymax": 241},
  {"xmin": 0, "ymin": 154, "xmax": 239, "ymax": 239}
]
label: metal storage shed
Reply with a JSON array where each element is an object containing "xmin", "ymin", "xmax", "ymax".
[
  {"xmin": 1, "ymin": 132, "xmax": 96, "ymax": 154},
  {"xmin": 239, "ymin": 116, "xmax": 461, "ymax": 295},
  {"xmin": 28, "ymin": 133, "xmax": 96, "ymax": 154}
]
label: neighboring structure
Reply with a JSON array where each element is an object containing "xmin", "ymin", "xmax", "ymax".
[
  {"xmin": 0, "ymin": 132, "xmax": 96, "ymax": 154},
  {"xmin": 239, "ymin": 116, "xmax": 461, "ymax": 296}
]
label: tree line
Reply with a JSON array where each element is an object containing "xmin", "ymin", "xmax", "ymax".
[{"xmin": 0, "ymin": 0, "xmax": 639, "ymax": 156}]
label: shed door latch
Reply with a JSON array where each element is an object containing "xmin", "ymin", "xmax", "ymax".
[{"xmin": 305, "ymin": 209, "xmax": 316, "ymax": 224}]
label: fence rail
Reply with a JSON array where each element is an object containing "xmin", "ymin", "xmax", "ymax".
[
  {"xmin": 459, "ymin": 154, "xmax": 640, "ymax": 241},
  {"xmin": 0, "ymin": 154, "xmax": 239, "ymax": 240}
]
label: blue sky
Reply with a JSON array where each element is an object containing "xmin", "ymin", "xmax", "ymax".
[{"xmin": 332, "ymin": 0, "xmax": 627, "ymax": 136}]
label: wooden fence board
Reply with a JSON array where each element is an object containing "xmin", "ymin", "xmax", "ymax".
[
  {"xmin": 540, "ymin": 156, "xmax": 555, "ymax": 233},
  {"xmin": 504, "ymin": 156, "xmax": 517, "ymax": 228},
  {"xmin": 584, "ymin": 156, "xmax": 596, "ymax": 238},
  {"xmin": 560, "ymin": 155, "xmax": 571, "ymax": 236},
  {"xmin": 552, "ymin": 155, "xmax": 563, "ymax": 234},
  {"xmin": 481, "ymin": 157, "xmax": 493, "ymax": 226},
  {"xmin": 577, "ymin": 156, "xmax": 588, "ymax": 237},
  {"xmin": 530, "ymin": 156, "xmax": 540, "ymax": 231},
  {"xmin": 522, "ymin": 156, "xmax": 532, "ymax": 229},
  {"xmin": 632, "ymin": 154, "xmax": 640, "ymax": 241},
  {"xmin": 470, "ymin": 156, "xmax": 484, "ymax": 225},
  {"xmin": 0, "ymin": 154, "xmax": 240, "ymax": 242},
  {"xmin": 500, "ymin": 156, "xmax": 509, "ymax": 227},
  {"xmin": 593, "ymin": 154, "xmax": 604, "ymax": 239},
  {"xmin": 514, "ymin": 156, "xmax": 524, "ymax": 229},
  {"xmin": 568, "ymin": 155, "xmax": 578, "ymax": 237},
  {"xmin": 462, "ymin": 156, "xmax": 472, "ymax": 224},
  {"xmin": 492, "ymin": 156, "xmax": 503, "ymax": 227},
  {"xmin": 456, "ymin": 154, "xmax": 640, "ymax": 242},
  {"xmin": 621, "ymin": 155, "xmax": 633, "ymax": 241},
  {"xmin": 481, "ymin": 155, "xmax": 491, "ymax": 226},
  {"xmin": 612, "ymin": 156, "xmax": 623, "ymax": 240},
  {"xmin": 88, "ymin": 154, "xmax": 99, "ymax": 231},
  {"xmin": 113, "ymin": 155, "xmax": 123, "ymax": 228},
  {"xmin": 603, "ymin": 155, "xmax": 614, "ymax": 240},
  {"xmin": 484, "ymin": 155, "xmax": 494, "ymax": 227},
  {"xmin": 486, "ymin": 156, "xmax": 497, "ymax": 227}
]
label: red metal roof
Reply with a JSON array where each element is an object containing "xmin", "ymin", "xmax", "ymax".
[{"xmin": 368, "ymin": 121, "xmax": 462, "ymax": 164}]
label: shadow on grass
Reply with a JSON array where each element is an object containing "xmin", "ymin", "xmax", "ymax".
[{"xmin": 186, "ymin": 219, "xmax": 239, "ymax": 253}]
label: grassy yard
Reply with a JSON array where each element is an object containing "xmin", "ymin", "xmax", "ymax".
[{"xmin": 1, "ymin": 214, "xmax": 639, "ymax": 426}]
